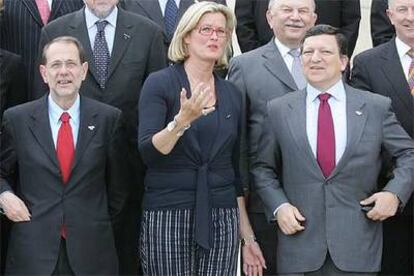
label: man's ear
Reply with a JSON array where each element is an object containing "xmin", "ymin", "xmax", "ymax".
[{"xmin": 39, "ymin": 64, "xmax": 48, "ymax": 84}]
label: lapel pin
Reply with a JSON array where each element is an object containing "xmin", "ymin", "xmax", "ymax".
[
  {"xmin": 355, "ymin": 111, "xmax": 362, "ymax": 116},
  {"xmin": 88, "ymin": 125, "xmax": 95, "ymax": 130},
  {"xmin": 123, "ymin": 33, "xmax": 130, "ymax": 40},
  {"xmin": 225, "ymin": 114, "xmax": 231, "ymax": 119}
]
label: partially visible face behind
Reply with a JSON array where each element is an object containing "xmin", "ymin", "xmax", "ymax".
[
  {"xmin": 301, "ymin": 34, "xmax": 348, "ymax": 91},
  {"xmin": 266, "ymin": 0, "xmax": 317, "ymax": 48},
  {"xmin": 84, "ymin": 0, "xmax": 118, "ymax": 18},
  {"xmin": 40, "ymin": 41, "xmax": 88, "ymax": 103},
  {"xmin": 184, "ymin": 12, "xmax": 229, "ymax": 63},
  {"xmin": 387, "ymin": 0, "xmax": 414, "ymax": 46}
]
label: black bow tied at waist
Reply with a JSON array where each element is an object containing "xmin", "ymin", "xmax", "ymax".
[{"xmin": 142, "ymin": 158, "xmax": 239, "ymax": 250}]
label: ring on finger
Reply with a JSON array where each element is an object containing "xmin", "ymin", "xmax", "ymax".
[{"xmin": 201, "ymin": 109, "xmax": 208, "ymax": 116}]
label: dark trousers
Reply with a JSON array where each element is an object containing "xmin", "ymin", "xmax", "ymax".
[
  {"xmin": 52, "ymin": 239, "xmax": 74, "ymax": 276},
  {"xmin": 380, "ymin": 214, "xmax": 413, "ymax": 275},
  {"xmin": 248, "ymin": 212, "xmax": 278, "ymax": 276}
]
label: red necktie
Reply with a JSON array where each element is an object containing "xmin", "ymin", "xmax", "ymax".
[
  {"xmin": 35, "ymin": 0, "xmax": 51, "ymax": 25},
  {"xmin": 56, "ymin": 112, "xmax": 74, "ymax": 238},
  {"xmin": 317, "ymin": 93, "xmax": 335, "ymax": 178}
]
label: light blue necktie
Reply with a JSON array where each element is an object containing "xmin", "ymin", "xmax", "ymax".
[{"xmin": 289, "ymin": 48, "xmax": 307, "ymax": 90}]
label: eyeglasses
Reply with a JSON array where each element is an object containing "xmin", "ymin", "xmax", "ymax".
[{"xmin": 198, "ymin": 25, "xmax": 228, "ymax": 38}]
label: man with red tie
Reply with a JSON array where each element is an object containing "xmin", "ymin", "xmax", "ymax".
[
  {"xmin": 0, "ymin": 36, "xmax": 128, "ymax": 275},
  {"xmin": 252, "ymin": 25, "xmax": 414, "ymax": 275}
]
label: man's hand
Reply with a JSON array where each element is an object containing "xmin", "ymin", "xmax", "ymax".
[
  {"xmin": 242, "ymin": 240, "xmax": 266, "ymax": 276},
  {"xmin": 0, "ymin": 191, "xmax": 31, "ymax": 222},
  {"xmin": 360, "ymin": 191, "xmax": 399, "ymax": 221},
  {"xmin": 276, "ymin": 203, "xmax": 305, "ymax": 235}
]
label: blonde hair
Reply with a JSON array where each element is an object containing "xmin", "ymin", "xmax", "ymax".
[{"xmin": 168, "ymin": 1, "xmax": 236, "ymax": 68}]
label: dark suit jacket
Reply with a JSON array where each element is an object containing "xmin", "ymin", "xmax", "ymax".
[
  {"xmin": 0, "ymin": 96, "xmax": 128, "ymax": 275},
  {"xmin": 34, "ymin": 7, "xmax": 167, "ymax": 199},
  {"xmin": 0, "ymin": 49, "xmax": 27, "ymax": 122},
  {"xmin": 120, "ymin": 0, "xmax": 226, "ymax": 50},
  {"xmin": 351, "ymin": 38, "xmax": 414, "ymax": 276},
  {"xmin": 138, "ymin": 63, "xmax": 243, "ymax": 249},
  {"xmin": 0, "ymin": 0, "xmax": 84, "ymax": 98},
  {"xmin": 235, "ymin": 0, "xmax": 360, "ymax": 57},
  {"xmin": 119, "ymin": 0, "xmax": 194, "ymax": 49},
  {"xmin": 371, "ymin": 0, "xmax": 395, "ymax": 47}
]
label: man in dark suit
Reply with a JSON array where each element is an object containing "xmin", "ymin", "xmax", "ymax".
[
  {"xmin": 34, "ymin": 1, "xmax": 167, "ymax": 274},
  {"xmin": 235, "ymin": 0, "xmax": 360, "ymax": 57},
  {"xmin": 371, "ymin": 0, "xmax": 395, "ymax": 47},
  {"xmin": 227, "ymin": 0, "xmax": 316, "ymax": 273},
  {"xmin": 351, "ymin": 0, "xmax": 414, "ymax": 274},
  {"xmin": 0, "ymin": 0, "xmax": 84, "ymax": 98},
  {"xmin": 0, "ymin": 36, "xmax": 127, "ymax": 275},
  {"xmin": 253, "ymin": 24, "xmax": 414, "ymax": 275}
]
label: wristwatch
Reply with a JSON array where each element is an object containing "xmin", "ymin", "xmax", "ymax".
[{"xmin": 167, "ymin": 115, "xmax": 191, "ymax": 137}]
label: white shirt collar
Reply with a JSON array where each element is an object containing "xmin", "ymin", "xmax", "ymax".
[
  {"xmin": 395, "ymin": 36, "xmax": 412, "ymax": 59},
  {"xmin": 48, "ymin": 94, "xmax": 80, "ymax": 125},
  {"xmin": 307, "ymin": 79, "xmax": 346, "ymax": 103},
  {"xmin": 274, "ymin": 36, "xmax": 294, "ymax": 58},
  {"xmin": 85, "ymin": 5, "xmax": 118, "ymax": 30}
]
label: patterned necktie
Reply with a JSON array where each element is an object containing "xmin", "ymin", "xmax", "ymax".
[
  {"xmin": 56, "ymin": 112, "xmax": 75, "ymax": 238},
  {"xmin": 93, "ymin": 20, "xmax": 110, "ymax": 89},
  {"xmin": 408, "ymin": 49, "xmax": 414, "ymax": 95},
  {"xmin": 289, "ymin": 48, "xmax": 307, "ymax": 90},
  {"xmin": 317, "ymin": 93, "xmax": 335, "ymax": 178},
  {"xmin": 164, "ymin": 0, "xmax": 178, "ymax": 39},
  {"xmin": 35, "ymin": 0, "xmax": 51, "ymax": 25}
]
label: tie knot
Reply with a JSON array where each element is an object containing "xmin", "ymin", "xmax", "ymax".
[
  {"xmin": 289, "ymin": 48, "xmax": 301, "ymax": 58},
  {"xmin": 96, "ymin": 20, "xmax": 108, "ymax": 32},
  {"xmin": 318, "ymin": 93, "xmax": 331, "ymax": 102},
  {"xmin": 60, "ymin": 112, "xmax": 70, "ymax": 123},
  {"xmin": 408, "ymin": 49, "xmax": 414, "ymax": 58}
]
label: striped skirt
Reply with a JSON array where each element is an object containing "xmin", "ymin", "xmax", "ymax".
[{"xmin": 140, "ymin": 208, "xmax": 239, "ymax": 276}]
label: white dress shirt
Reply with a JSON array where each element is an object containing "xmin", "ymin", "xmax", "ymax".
[
  {"xmin": 274, "ymin": 37, "xmax": 298, "ymax": 75},
  {"xmin": 47, "ymin": 0, "xmax": 53, "ymax": 9},
  {"xmin": 274, "ymin": 79, "xmax": 348, "ymax": 217},
  {"xmin": 48, "ymin": 94, "xmax": 80, "ymax": 148},
  {"xmin": 306, "ymin": 80, "xmax": 347, "ymax": 164},
  {"xmin": 395, "ymin": 37, "xmax": 412, "ymax": 81},
  {"xmin": 85, "ymin": 6, "xmax": 118, "ymax": 55}
]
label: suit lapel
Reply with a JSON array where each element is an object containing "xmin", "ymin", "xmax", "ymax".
[
  {"xmin": 49, "ymin": 0, "xmax": 63, "ymax": 21},
  {"xmin": 329, "ymin": 86, "xmax": 368, "ymax": 179},
  {"xmin": 23, "ymin": 0, "xmax": 44, "ymax": 27},
  {"xmin": 135, "ymin": 0, "xmax": 164, "ymax": 29},
  {"xmin": 208, "ymin": 78, "xmax": 233, "ymax": 161},
  {"xmin": 380, "ymin": 40, "xmax": 413, "ymax": 113},
  {"xmin": 107, "ymin": 9, "xmax": 133, "ymax": 80},
  {"xmin": 262, "ymin": 41, "xmax": 297, "ymax": 91},
  {"xmin": 71, "ymin": 97, "xmax": 98, "ymax": 172},
  {"xmin": 178, "ymin": 0, "xmax": 194, "ymax": 21},
  {"xmin": 28, "ymin": 97, "xmax": 59, "ymax": 168},
  {"xmin": 284, "ymin": 91, "xmax": 322, "ymax": 175},
  {"xmin": 69, "ymin": 9, "xmax": 100, "ymax": 83}
]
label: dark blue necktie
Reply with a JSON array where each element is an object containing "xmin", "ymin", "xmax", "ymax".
[
  {"xmin": 93, "ymin": 20, "xmax": 110, "ymax": 89},
  {"xmin": 164, "ymin": 0, "xmax": 178, "ymax": 38}
]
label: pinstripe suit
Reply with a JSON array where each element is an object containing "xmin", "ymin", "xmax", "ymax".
[{"xmin": 0, "ymin": 0, "xmax": 84, "ymax": 99}]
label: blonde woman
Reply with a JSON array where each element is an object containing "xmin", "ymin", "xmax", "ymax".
[{"xmin": 138, "ymin": 2, "xmax": 265, "ymax": 275}]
